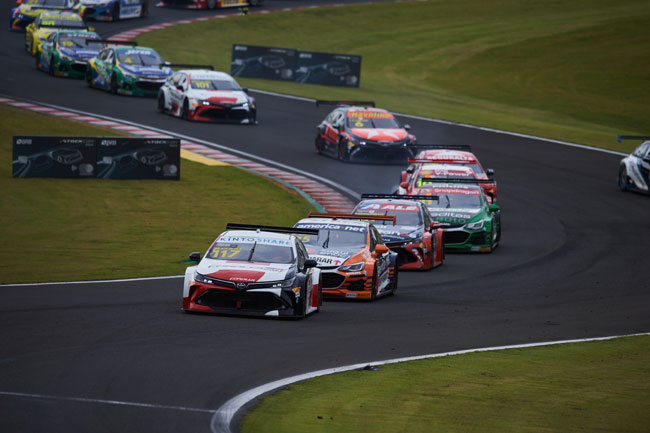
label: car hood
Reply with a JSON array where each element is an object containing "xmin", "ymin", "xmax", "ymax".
[
  {"xmin": 305, "ymin": 247, "xmax": 359, "ymax": 267},
  {"xmin": 60, "ymin": 47, "xmax": 99, "ymax": 60},
  {"xmin": 375, "ymin": 225, "xmax": 421, "ymax": 243},
  {"xmin": 188, "ymin": 90, "xmax": 248, "ymax": 104},
  {"xmin": 427, "ymin": 208, "xmax": 482, "ymax": 228},
  {"xmin": 349, "ymin": 128, "xmax": 408, "ymax": 141},
  {"xmin": 120, "ymin": 65, "xmax": 171, "ymax": 78},
  {"xmin": 197, "ymin": 259, "xmax": 292, "ymax": 283}
]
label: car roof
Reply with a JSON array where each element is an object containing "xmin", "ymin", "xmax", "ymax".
[
  {"xmin": 356, "ymin": 198, "xmax": 423, "ymax": 208},
  {"xmin": 295, "ymin": 218, "xmax": 370, "ymax": 229},
  {"xmin": 218, "ymin": 230, "xmax": 296, "ymax": 245},
  {"xmin": 415, "ymin": 149, "xmax": 478, "ymax": 163},
  {"xmin": 183, "ymin": 70, "xmax": 235, "ymax": 80}
]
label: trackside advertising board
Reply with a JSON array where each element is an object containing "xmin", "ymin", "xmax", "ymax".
[
  {"xmin": 231, "ymin": 44, "xmax": 361, "ymax": 87},
  {"xmin": 12, "ymin": 136, "xmax": 96, "ymax": 178},
  {"xmin": 12, "ymin": 136, "xmax": 180, "ymax": 180}
]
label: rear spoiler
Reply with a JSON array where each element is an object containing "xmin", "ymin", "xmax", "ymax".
[
  {"xmin": 408, "ymin": 158, "xmax": 476, "ymax": 164},
  {"xmin": 162, "ymin": 63, "xmax": 214, "ymax": 70},
  {"xmin": 316, "ymin": 100, "xmax": 375, "ymax": 108},
  {"xmin": 361, "ymin": 194, "xmax": 439, "ymax": 201},
  {"xmin": 406, "ymin": 144, "xmax": 472, "ymax": 151},
  {"xmin": 87, "ymin": 39, "xmax": 137, "ymax": 46},
  {"xmin": 618, "ymin": 135, "xmax": 650, "ymax": 143},
  {"xmin": 307, "ymin": 212, "xmax": 396, "ymax": 225},
  {"xmin": 225, "ymin": 223, "xmax": 319, "ymax": 236},
  {"xmin": 420, "ymin": 178, "xmax": 496, "ymax": 185}
]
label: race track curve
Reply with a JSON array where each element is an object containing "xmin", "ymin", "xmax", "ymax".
[{"xmin": 1, "ymin": 2, "xmax": 649, "ymax": 432}]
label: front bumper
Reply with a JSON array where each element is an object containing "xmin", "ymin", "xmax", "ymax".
[
  {"xmin": 190, "ymin": 103, "xmax": 255, "ymax": 123},
  {"xmin": 82, "ymin": 7, "xmax": 114, "ymax": 21},
  {"xmin": 389, "ymin": 241, "xmax": 427, "ymax": 270},
  {"xmin": 119, "ymin": 77, "xmax": 168, "ymax": 96},
  {"xmin": 183, "ymin": 282, "xmax": 304, "ymax": 317},
  {"xmin": 54, "ymin": 58, "xmax": 89, "ymax": 78},
  {"xmin": 320, "ymin": 269, "xmax": 373, "ymax": 299},
  {"xmin": 443, "ymin": 227, "xmax": 493, "ymax": 252}
]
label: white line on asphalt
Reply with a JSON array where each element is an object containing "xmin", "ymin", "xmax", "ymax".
[
  {"xmin": 0, "ymin": 275, "xmax": 182, "ymax": 288},
  {"xmin": 209, "ymin": 332, "xmax": 650, "ymax": 433},
  {"xmin": 0, "ymin": 391, "xmax": 215, "ymax": 414}
]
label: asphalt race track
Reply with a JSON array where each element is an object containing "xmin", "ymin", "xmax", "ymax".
[{"xmin": 1, "ymin": 2, "xmax": 649, "ymax": 432}]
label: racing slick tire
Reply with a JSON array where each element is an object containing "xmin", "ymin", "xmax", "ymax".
[
  {"xmin": 618, "ymin": 167, "xmax": 629, "ymax": 192},
  {"xmin": 182, "ymin": 100, "xmax": 190, "ymax": 121},
  {"xmin": 140, "ymin": 0, "xmax": 149, "ymax": 17},
  {"xmin": 110, "ymin": 73, "xmax": 118, "ymax": 95},
  {"xmin": 388, "ymin": 265, "xmax": 398, "ymax": 296},
  {"xmin": 157, "ymin": 93, "xmax": 166, "ymax": 113},
  {"xmin": 207, "ymin": 0, "xmax": 217, "ymax": 9},
  {"xmin": 370, "ymin": 266, "xmax": 378, "ymax": 301},
  {"xmin": 48, "ymin": 56, "xmax": 55, "ymax": 76},
  {"xmin": 337, "ymin": 141, "xmax": 350, "ymax": 162},
  {"xmin": 316, "ymin": 278, "xmax": 323, "ymax": 312},
  {"xmin": 35, "ymin": 52, "xmax": 41, "ymax": 70},
  {"xmin": 112, "ymin": 3, "xmax": 120, "ymax": 21},
  {"xmin": 85, "ymin": 67, "xmax": 93, "ymax": 87},
  {"xmin": 315, "ymin": 137, "xmax": 323, "ymax": 154}
]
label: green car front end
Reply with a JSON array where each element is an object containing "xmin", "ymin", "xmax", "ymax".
[
  {"xmin": 418, "ymin": 183, "xmax": 501, "ymax": 253},
  {"xmin": 37, "ymin": 30, "xmax": 102, "ymax": 78}
]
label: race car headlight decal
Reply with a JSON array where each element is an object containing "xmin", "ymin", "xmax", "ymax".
[
  {"xmin": 194, "ymin": 272, "xmax": 212, "ymax": 284},
  {"xmin": 338, "ymin": 262, "xmax": 365, "ymax": 273},
  {"xmin": 242, "ymin": 102, "xmax": 249, "ymax": 109},
  {"xmin": 271, "ymin": 277, "xmax": 296, "ymax": 288},
  {"xmin": 119, "ymin": 68, "xmax": 139, "ymax": 80},
  {"xmin": 465, "ymin": 220, "xmax": 485, "ymax": 230},
  {"xmin": 59, "ymin": 50, "xmax": 76, "ymax": 62}
]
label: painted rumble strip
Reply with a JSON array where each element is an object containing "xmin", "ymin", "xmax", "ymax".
[
  {"xmin": 210, "ymin": 332, "xmax": 650, "ymax": 433},
  {"xmin": 0, "ymin": 96, "xmax": 355, "ymax": 213}
]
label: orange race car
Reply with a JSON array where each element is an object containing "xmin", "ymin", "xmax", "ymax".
[{"xmin": 293, "ymin": 213, "xmax": 399, "ymax": 300}]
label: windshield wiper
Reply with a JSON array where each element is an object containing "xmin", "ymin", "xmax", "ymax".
[
  {"xmin": 247, "ymin": 241, "xmax": 257, "ymax": 261},
  {"xmin": 322, "ymin": 230, "xmax": 330, "ymax": 248}
]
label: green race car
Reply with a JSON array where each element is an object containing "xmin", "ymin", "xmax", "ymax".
[
  {"xmin": 414, "ymin": 181, "xmax": 501, "ymax": 253},
  {"xmin": 36, "ymin": 30, "xmax": 103, "ymax": 78},
  {"xmin": 86, "ymin": 44, "xmax": 173, "ymax": 97}
]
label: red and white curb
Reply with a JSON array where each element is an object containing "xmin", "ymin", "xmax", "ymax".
[{"xmin": 1, "ymin": 96, "xmax": 355, "ymax": 212}]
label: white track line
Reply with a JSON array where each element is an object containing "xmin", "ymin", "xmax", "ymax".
[{"xmin": 210, "ymin": 332, "xmax": 650, "ymax": 433}]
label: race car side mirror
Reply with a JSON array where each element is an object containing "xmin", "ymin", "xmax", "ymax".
[
  {"xmin": 176, "ymin": 85, "xmax": 183, "ymax": 91},
  {"xmin": 242, "ymin": 87, "xmax": 249, "ymax": 93},
  {"xmin": 399, "ymin": 181, "xmax": 408, "ymax": 189},
  {"xmin": 430, "ymin": 221, "xmax": 442, "ymax": 230},
  {"xmin": 304, "ymin": 259, "xmax": 318, "ymax": 269},
  {"xmin": 375, "ymin": 244, "xmax": 389, "ymax": 254},
  {"xmin": 189, "ymin": 252, "xmax": 201, "ymax": 263},
  {"xmin": 404, "ymin": 124, "xmax": 411, "ymax": 131},
  {"xmin": 488, "ymin": 204, "xmax": 500, "ymax": 213},
  {"xmin": 487, "ymin": 168, "xmax": 495, "ymax": 176}
]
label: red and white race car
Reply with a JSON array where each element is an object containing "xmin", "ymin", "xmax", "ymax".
[
  {"xmin": 158, "ymin": 66, "xmax": 256, "ymax": 124},
  {"xmin": 182, "ymin": 224, "xmax": 321, "ymax": 318},
  {"xmin": 352, "ymin": 194, "xmax": 444, "ymax": 271},
  {"xmin": 400, "ymin": 160, "xmax": 498, "ymax": 202}
]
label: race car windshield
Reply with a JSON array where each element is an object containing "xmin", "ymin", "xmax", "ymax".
[
  {"xmin": 317, "ymin": 230, "xmax": 366, "ymax": 249},
  {"xmin": 426, "ymin": 194, "xmax": 482, "ymax": 209},
  {"xmin": 28, "ymin": 0, "xmax": 67, "ymax": 5},
  {"xmin": 207, "ymin": 242, "xmax": 294, "ymax": 264},
  {"xmin": 118, "ymin": 50, "xmax": 163, "ymax": 66},
  {"xmin": 358, "ymin": 210, "xmax": 422, "ymax": 226},
  {"xmin": 60, "ymin": 35, "xmax": 102, "ymax": 49},
  {"xmin": 190, "ymin": 79, "xmax": 241, "ymax": 91},
  {"xmin": 346, "ymin": 115, "xmax": 400, "ymax": 129},
  {"xmin": 40, "ymin": 17, "xmax": 85, "ymax": 28}
]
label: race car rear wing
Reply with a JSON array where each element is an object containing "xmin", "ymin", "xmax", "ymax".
[
  {"xmin": 420, "ymin": 178, "xmax": 496, "ymax": 185},
  {"xmin": 360, "ymin": 194, "xmax": 440, "ymax": 201},
  {"xmin": 406, "ymin": 144, "xmax": 472, "ymax": 151},
  {"xmin": 618, "ymin": 135, "xmax": 650, "ymax": 142},
  {"xmin": 315, "ymin": 100, "xmax": 375, "ymax": 108},
  {"xmin": 87, "ymin": 40, "xmax": 137, "ymax": 46},
  {"xmin": 162, "ymin": 63, "xmax": 214, "ymax": 70},
  {"xmin": 225, "ymin": 223, "xmax": 319, "ymax": 236},
  {"xmin": 408, "ymin": 158, "xmax": 476, "ymax": 164},
  {"xmin": 307, "ymin": 212, "xmax": 396, "ymax": 225}
]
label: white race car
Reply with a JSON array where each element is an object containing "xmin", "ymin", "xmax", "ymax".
[
  {"xmin": 182, "ymin": 224, "xmax": 322, "ymax": 318},
  {"xmin": 157, "ymin": 66, "xmax": 257, "ymax": 124},
  {"xmin": 618, "ymin": 136, "xmax": 650, "ymax": 194}
]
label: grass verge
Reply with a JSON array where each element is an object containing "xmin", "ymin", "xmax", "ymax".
[
  {"xmin": 0, "ymin": 104, "xmax": 315, "ymax": 283},
  {"xmin": 136, "ymin": 0, "xmax": 649, "ymax": 153},
  {"xmin": 242, "ymin": 335, "xmax": 650, "ymax": 433}
]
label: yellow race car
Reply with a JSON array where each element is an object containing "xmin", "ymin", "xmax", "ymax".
[
  {"xmin": 10, "ymin": 0, "xmax": 82, "ymax": 31},
  {"xmin": 25, "ymin": 9, "xmax": 88, "ymax": 56}
]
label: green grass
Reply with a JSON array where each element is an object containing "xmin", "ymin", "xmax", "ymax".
[
  {"xmin": 136, "ymin": 0, "xmax": 649, "ymax": 153},
  {"xmin": 242, "ymin": 335, "xmax": 650, "ymax": 433},
  {"xmin": 0, "ymin": 104, "xmax": 315, "ymax": 283}
]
